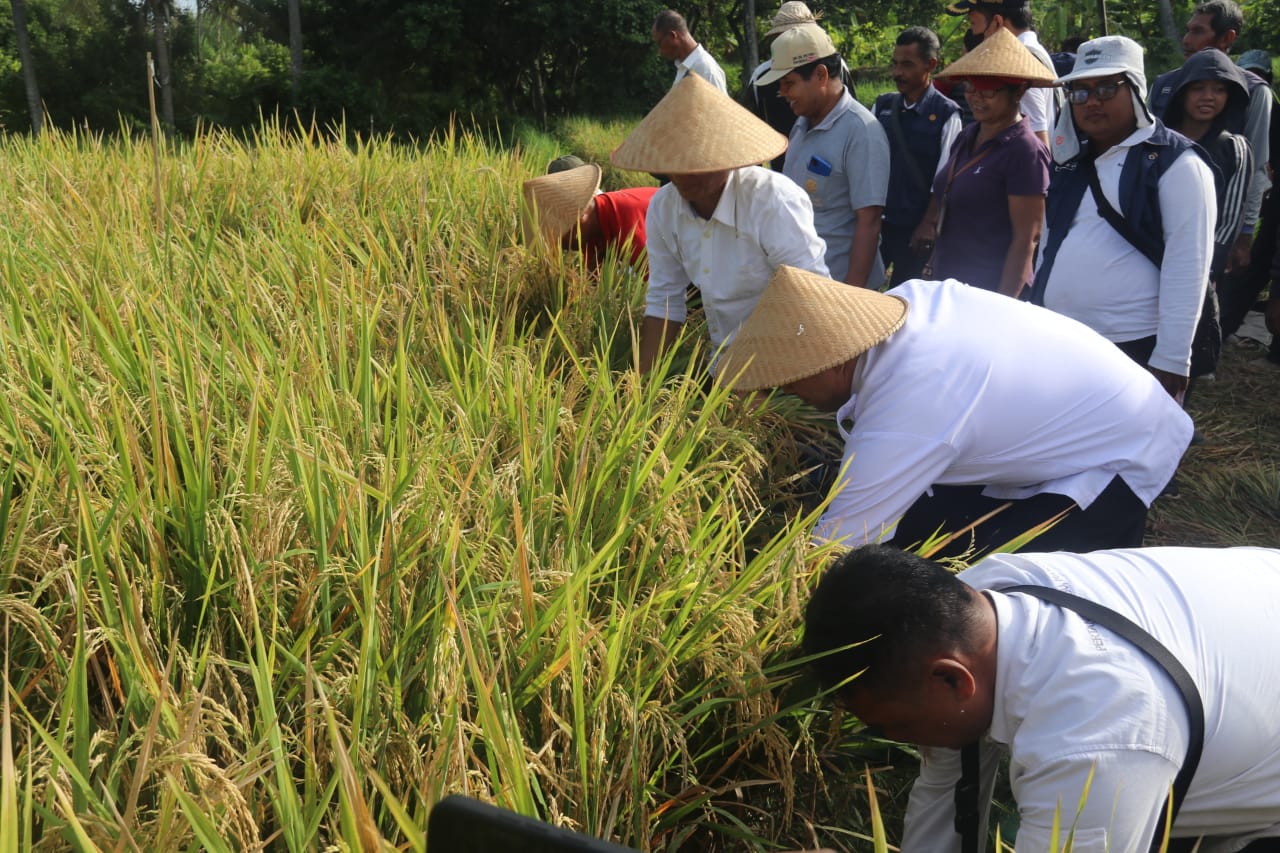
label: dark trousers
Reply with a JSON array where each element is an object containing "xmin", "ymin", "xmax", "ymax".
[
  {"xmin": 1169, "ymin": 838, "xmax": 1280, "ymax": 853},
  {"xmin": 889, "ymin": 475, "xmax": 1149, "ymax": 558},
  {"xmin": 880, "ymin": 221, "xmax": 929, "ymax": 287},
  {"xmin": 1219, "ymin": 194, "xmax": 1280, "ymax": 363}
]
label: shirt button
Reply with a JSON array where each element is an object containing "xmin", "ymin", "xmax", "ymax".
[
  {"xmin": 702, "ymin": 267, "xmax": 710, "ymax": 274},
  {"xmin": 703, "ymin": 230, "xmax": 711, "ymax": 238}
]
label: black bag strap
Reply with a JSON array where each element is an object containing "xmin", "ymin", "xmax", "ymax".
[
  {"xmin": 1087, "ymin": 162, "xmax": 1165, "ymax": 268},
  {"xmin": 955, "ymin": 741, "xmax": 982, "ymax": 853},
  {"xmin": 953, "ymin": 585, "xmax": 1205, "ymax": 853}
]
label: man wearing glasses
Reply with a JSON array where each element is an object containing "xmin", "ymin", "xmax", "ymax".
[{"xmin": 1032, "ymin": 35, "xmax": 1215, "ymax": 402}]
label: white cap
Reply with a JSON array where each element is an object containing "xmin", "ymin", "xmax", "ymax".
[{"xmin": 755, "ymin": 23, "xmax": 838, "ymax": 87}]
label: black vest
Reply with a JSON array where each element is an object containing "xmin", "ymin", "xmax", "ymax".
[{"xmin": 874, "ymin": 87, "xmax": 960, "ymax": 227}]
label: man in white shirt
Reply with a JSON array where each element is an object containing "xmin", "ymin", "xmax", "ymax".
[
  {"xmin": 1034, "ymin": 35, "xmax": 1216, "ymax": 400},
  {"xmin": 952, "ymin": 0, "xmax": 1059, "ymax": 145},
  {"xmin": 611, "ymin": 75, "xmax": 829, "ymax": 374},
  {"xmin": 757, "ymin": 24, "xmax": 892, "ymax": 288},
  {"xmin": 652, "ymin": 10, "xmax": 728, "ymax": 94},
  {"xmin": 803, "ymin": 544, "xmax": 1280, "ymax": 852},
  {"xmin": 716, "ymin": 266, "xmax": 1191, "ymax": 554}
]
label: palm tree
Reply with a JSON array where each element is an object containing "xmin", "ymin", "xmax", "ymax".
[
  {"xmin": 147, "ymin": 0, "xmax": 175, "ymax": 128},
  {"xmin": 10, "ymin": 0, "xmax": 44, "ymax": 135}
]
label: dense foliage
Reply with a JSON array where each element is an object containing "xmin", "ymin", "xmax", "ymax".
[{"xmin": 3, "ymin": 0, "xmax": 1276, "ymax": 138}]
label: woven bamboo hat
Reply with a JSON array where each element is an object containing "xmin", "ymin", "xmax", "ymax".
[
  {"xmin": 718, "ymin": 266, "xmax": 908, "ymax": 391},
  {"xmin": 520, "ymin": 163, "xmax": 602, "ymax": 245},
  {"xmin": 934, "ymin": 26, "xmax": 1057, "ymax": 87},
  {"xmin": 766, "ymin": 1, "xmax": 822, "ymax": 37},
  {"xmin": 610, "ymin": 74, "xmax": 788, "ymax": 174}
]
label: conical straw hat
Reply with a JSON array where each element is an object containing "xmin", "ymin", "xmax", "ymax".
[
  {"xmin": 934, "ymin": 27, "xmax": 1057, "ymax": 87},
  {"xmin": 610, "ymin": 74, "xmax": 788, "ymax": 174},
  {"xmin": 520, "ymin": 163, "xmax": 602, "ymax": 245},
  {"xmin": 718, "ymin": 266, "xmax": 908, "ymax": 391}
]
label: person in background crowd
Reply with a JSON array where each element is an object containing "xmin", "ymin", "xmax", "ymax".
[
  {"xmin": 913, "ymin": 28, "xmax": 1051, "ymax": 297},
  {"xmin": 803, "ymin": 544, "xmax": 1280, "ymax": 852},
  {"xmin": 610, "ymin": 75, "xmax": 829, "ymax": 374},
  {"xmin": 747, "ymin": 2, "xmax": 854, "ymax": 170},
  {"xmin": 874, "ymin": 27, "xmax": 962, "ymax": 285},
  {"xmin": 1034, "ymin": 36, "xmax": 1216, "ymax": 401},
  {"xmin": 1163, "ymin": 49, "xmax": 1253, "ymax": 382},
  {"xmin": 1219, "ymin": 49, "xmax": 1280, "ymax": 366},
  {"xmin": 521, "ymin": 163, "xmax": 659, "ymax": 274},
  {"xmin": 1050, "ymin": 34, "xmax": 1086, "ymax": 78},
  {"xmin": 717, "ymin": 266, "xmax": 1191, "ymax": 555},
  {"xmin": 758, "ymin": 23, "xmax": 891, "ymax": 287},
  {"xmin": 652, "ymin": 10, "xmax": 728, "ymax": 94},
  {"xmin": 1149, "ymin": 0, "xmax": 1271, "ymax": 275},
  {"xmin": 945, "ymin": 0, "xmax": 1059, "ymax": 145}
]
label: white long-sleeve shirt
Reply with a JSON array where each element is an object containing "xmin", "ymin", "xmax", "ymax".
[
  {"xmin": 812, "ymin": 279, "xmax": 1191, "ymax": 545},
  {"xmin": 900, "ymin": 547, "xmax": 1280, "ymax": 853},
  {"xmin": 1039, "ymin": 124, "xmax": 1215, "ymax": 376}
]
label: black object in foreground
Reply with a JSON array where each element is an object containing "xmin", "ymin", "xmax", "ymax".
[{"xmin": 427, "ymin": 795, "xmax": 639, "ymax": 852}]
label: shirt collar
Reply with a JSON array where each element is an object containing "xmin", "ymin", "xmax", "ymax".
[{"xmin": 796, "ymin": 88, "xmax": 856, "ymax": 133}]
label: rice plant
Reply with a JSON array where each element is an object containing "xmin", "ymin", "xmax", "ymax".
[{"xmin": 0, "ymin": 117, "xmax": 889, "ymax": 851}]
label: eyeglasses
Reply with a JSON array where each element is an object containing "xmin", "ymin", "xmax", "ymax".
[{"xmin": 1065, "ymin": 79, "xmax": 1128, "ymax": 105}]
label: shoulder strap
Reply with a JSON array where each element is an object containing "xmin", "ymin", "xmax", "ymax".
[
  {"xmin": 955, "ymin": 741, "xmax": 982, "ymax": 853},
  {"xmin": 1088, "ymin": 164, "xmax": 1165, "ymax": 268},
  {"xmin": 1001, "ymin": 585, "xmax": 1205, "ymax": 846}
]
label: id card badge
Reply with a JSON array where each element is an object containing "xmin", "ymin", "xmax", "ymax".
[{"xmin": 807, "ymin": 155, "xmax": 833, "ymax": 177}]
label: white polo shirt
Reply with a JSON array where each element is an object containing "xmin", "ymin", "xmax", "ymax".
[
  {"xmin": 813, "ymin": 279, "xmax": 1191, "ymax": 545},
  {"xmin": 645, "ymin": 166, "xmax": 829, "ymax": 351},
  {"xmin": 901, "ymin": 547, "xmax": 1280, "ymax": 853}
]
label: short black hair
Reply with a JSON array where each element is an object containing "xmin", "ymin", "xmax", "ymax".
[
  {"xmin": 791, "ymin": 53, "xmax": 844, "ymax": 82},
  {"xmin": 897, "ymin": 26, "xmax": 941, "ymax": 62},
  {"xmin": 1002, "ymin": 3, "xmax": 1034, "ymax": 30},
  {"xmin": 1059, "ymin": 34, "xmax": 1087, "ymax": 53},
  {"xmin": 1192, "ymin": 0, "xmax": 1244, "ymax": 37},
  {"xmin": 802, "ymin": 546, "xmax": 984, "ymax": 697},
  {"xmin": 653, "ymin": 10, "xmax": 689, "ymax": 35}
]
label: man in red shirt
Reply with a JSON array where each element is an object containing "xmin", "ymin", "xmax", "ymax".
[{"xmin": 522, "ymin": 164, "xmax": 657, "ymax": 273}]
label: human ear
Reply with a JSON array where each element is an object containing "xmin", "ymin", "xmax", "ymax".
[{"xmin": 930, "ymin": 659, "xmax": 977, "ymax": 702}]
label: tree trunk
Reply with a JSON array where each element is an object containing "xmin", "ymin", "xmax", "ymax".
[
  {"xmin": 1156, "ymin": 0, "xmax": 1179, "ymax": 54},
  {"xmin": 287, "ymin": 0, "xmax": 302, "ymax": 108},
  {"xmin": 742, "ymin": 0, "xmax": 758, "ymax": 91},
  {"xmin": 151, "ymin": 0, "xmax": 174, "ymax": 128},
  {"xmin": 10, "ymin": 0, "xmax": 43, "ymax": 135}
]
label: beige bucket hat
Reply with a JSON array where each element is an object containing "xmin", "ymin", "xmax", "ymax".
[
  {"xmin": 718, "ymin": 266, "xmax": 908, "ymax": 391},
  {"xmin": 766, "ymin": 1, "xmax": 822, "ymax": 37},
  {"xmin": 934, "ymin": 26, "xmax": 1057, "ymax": 87},
  {"xmin": 520, "ymin": 163, "xmax": 602, "ymax": 245},
  {"xmin": 610, "ymin": 74, "xmax": 788, "ymax": 174}
]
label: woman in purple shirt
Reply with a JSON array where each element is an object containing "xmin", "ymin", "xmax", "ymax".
[{"xmin": 911, "ymin": 28, "xmax": 1052, "ymax": 298}]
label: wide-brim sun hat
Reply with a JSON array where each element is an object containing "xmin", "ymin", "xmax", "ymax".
[
  {"xmin": 610, "ymin": 74, "xmax": 788, "ymax": 174},
  {"xmin": 1055, "ymin": 34, "xmax": 1145, "ymax": 85},
  {"xmin": 765, "ymin": 1, "xmax": 822, "ymax": 37},
  {"xmin": 755, "ymin": 23, "xmax": 838, "ymax": 87},
  {"xmin": 521, "ymin": 163, "xmax": 602, "ymax": 245},
  {"xmin": 717, "ymin": 265, "xmax": 909, "ymax": 391},
  {"xmin": 934, "ymin": 26, "xmax": 1057, "ymax": 87}
]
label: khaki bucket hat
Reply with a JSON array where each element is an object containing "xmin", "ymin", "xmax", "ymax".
[
  {"xmin": 610, "ymin": 74, "xmax": 788, "ymax": 174},
  {"xmin": 520, "ymin": 163, "xmax": 602, "ymax": 245},
  {"xmin": 718, "ymin": 266, "xmax": 908, "ymax": 391},
  {"xmin": 934, "ymin": 26, "xmax": 1057, "ymax": 87},
  {"xmin": 766, "ymin": 1, "xmax": 822, "ymax": 37}
]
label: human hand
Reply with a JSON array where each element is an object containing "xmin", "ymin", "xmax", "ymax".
[
  {"xmin": 910, "ymin": 221, "xmax": 937, "ymax": 257},
  {"xmin": 1226, "ymin": 232, "xmax": 1252, "ymax": 274},
  {"xmin": 1148, "ymin": 366, "xmax": 1188, "ymax": 400}
]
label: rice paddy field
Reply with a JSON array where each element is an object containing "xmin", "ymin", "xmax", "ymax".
[{"xmin": 0, "ymin": 118, "xmax": 1275, "ymax": 852}]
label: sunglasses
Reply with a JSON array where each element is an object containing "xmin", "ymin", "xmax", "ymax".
[{"xmin": 1065, "ymin": 79, "xmax": 1128, "ymax": 105}]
